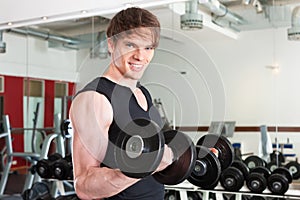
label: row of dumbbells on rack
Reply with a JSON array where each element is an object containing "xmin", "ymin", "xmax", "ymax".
[
  {"xmin": 220, "ymin": 158, "xmax": 293, "ymax": 195},
  {"xmin": 22, "ymin": 153, "xmax": 76, "ymax": 200},
  {"xmin": 34, "ymin": 153, "xmax": 73, "ymax": 180}
]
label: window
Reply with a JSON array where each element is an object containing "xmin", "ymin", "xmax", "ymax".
[
  {"xmin": 24, "ymin": 79, "xmax": 43, "ymax": 97},
  {"xmin": 55, "ymin": 82, "xmax": 68, "ymax": 97}
]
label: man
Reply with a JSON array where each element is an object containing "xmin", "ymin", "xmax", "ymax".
[{"xmin": 70, "ymin": 7, "xmax": 174, "ymax": 200}]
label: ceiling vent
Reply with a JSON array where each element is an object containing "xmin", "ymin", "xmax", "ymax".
[
  {"xmin": 287, "ymin": 6, "xmax": 300, "ymax": 41},
  {"xmin": 181, "ymin": 0, "xmax": 203, "ymax": 30},
  {"xmin": 0, "ymin": 31, "xmax": 6, "ymax": 53}
]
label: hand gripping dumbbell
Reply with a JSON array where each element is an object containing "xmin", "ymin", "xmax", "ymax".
[
  {"xmin": 188, "ymin": 134, "xmax": 234, "ymax": 189},
  {"xmin": 153, "ymin": 129, "xmax": 196, "ymax": 185},
  {"xmin": 102, "ymin": 118, "xmax": 196, "ymax": 185},
  {"xmin": 267, "ymin": 167, "xmax": 293, "ymax": 195},
  {"xmin": 246, "ymin": 166, "xmax": 271, "ymax": 193},
  {"xmin": 220, "ymin": 160, "xmax": 250, "ymax": 192},
  {"xmin": 36, "ymin": 153, "xmax": 63, "ymax": 179},
  {"xmin": 52, "ymin": 154, "xmax": 73, "ymax": 180}
]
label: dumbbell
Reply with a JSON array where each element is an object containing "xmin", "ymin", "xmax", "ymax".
[
  {"xmin": 267, "ymin": 160, "xmax": 281, "ymax": 173},
  {"xmin": 104, "ymin": 118, "xmax": 196, "ymax": 185},
  {"xmin": 267, "ymin": 150, "xmax": 285, "ymax": 172},
  {"xmin": 246, "ymin": 166, "xmax": 271, "ymax": 193},
  {"xmin": 220, "ymin": 160, "xmax": 250, "ymax": 192},
  {"xmin": 60, "ymin": 119, "xmax": 73, "ymax": 138},
  {"xmin": 285, "ymin": 159, "xmax": 300, "ymax": 180},
  {"xmin": 153, "ymin": 129, "xmax": 196, "ymax": 185},
  {"xmin": 244, "ymin": 155, "xmax": 266, "ymax": 170},
  {"xmin": 36, "ymin": 153, "xmax": 63, "ymax": 179},
  {"xmin": 267, "ymin": 167, "xmax": 293, "ymax": 195},
  {"xmin": 52, "ymin": 154, "xmax": 73, "ymax": 180},
  {"xmin": 270, "ymin": 150, "xmax": 285, "ymax": 164},
  {"xmin": 188, "ymin": 134, "xmax": 234, "ymax": 189}
]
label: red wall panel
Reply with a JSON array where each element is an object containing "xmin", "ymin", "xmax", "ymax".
[
  {"xmin": 44, "ymin": 80, "xmax": 55, "ymax": 128},
  {"xmin": 3, "ymin": 75, "xmax": 26, "ymax": 167},
  {"xmin": 1, "ymin": 75, "xmax": 75, "ymax": 168}
]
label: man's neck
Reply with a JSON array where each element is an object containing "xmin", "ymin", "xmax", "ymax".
[{"xmin": 103, "ymin": 66, "xmax": 138, "ymax": 91}]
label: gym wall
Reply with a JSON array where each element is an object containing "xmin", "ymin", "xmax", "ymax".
[{"xmin": 1, "ymin": 25, "xmax": 300, "ymax": 164}]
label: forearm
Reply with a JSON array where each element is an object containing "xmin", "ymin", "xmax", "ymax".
[{"xmin": 74, "ymin": 166, "xmax": 139, "ymax": 200}]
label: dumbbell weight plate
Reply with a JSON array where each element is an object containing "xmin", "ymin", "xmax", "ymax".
[
  {"xmin": 267, "ymin": 160, "xmax": 280, "ymax": 172},
  {"xmin": 188, "ymin": 146, "xmax": 221, "ymax": 189},
  {"xmin": 273, "ymin": 167, "xmax": 293, "ymax": 183},
  {"xmin": 270, "ymin": 150, "xmax": 285, "ymax": 164},
  {"xmin": 60, "ymin": 119, "xmax": 72, "ymax": 138},
  {"xmin": 220, "ymin": 167, "xmax": 244, "ymax": 192},
  {"xmin": 153, "ymin": 130, "xmax": 196, "ymax": 185},
  {"xmin": 268, "ymin": 167, "xmax": 292, "ymax": 195},
  {"xmin": 113, "ymin": 118, "xmax": 165, "ymax": 178},
  {"xmin": 36, "ymin": 153, "xmax": 63, "ymax": 179},
  {"xmin": 246, "ymin": 166, "xmax": 270, "ymax": 193},
  {"xmin": 244, "ymin": 155, "xmax": 265, "ymax": 169},
  {"xmin": 231, "ymin": 160, "xmax": 250, "ymax": 179},
  {"xmin": 53, "ymin": 156, "xmax": 73, "ymax": 180},
  {"xmin": 247, "ymin": 173, "xmax": 267, "ymax": 194},
  {"xmin": 164, "ymin": 190, "xmax": 179, "ymax": 200},
  {"xmin": 285, "ymin": 161, "xmax": 300, "ymax": 179},
  {"xmin": 251, "ymin": 166, "xmax": 271, "ymax": 178},
  {"xmin": 187, "ymin": 191, "xmax": 202, "ymax": 200},
  {"xmin": 268, "ymin": 174, "xmax": 289, "ymax": 195},
  {"xmin": 197, "ymin": 134, "xmax": 234, "ymax": 170}
]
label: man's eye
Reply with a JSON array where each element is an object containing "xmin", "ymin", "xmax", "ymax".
[
  {"xmin": 145, "ymin": 47, "xmax": 154, "ymax": 50},
  {"xmin": 126, "ymin": 43, "xmax": 134, "ymax": 48}
]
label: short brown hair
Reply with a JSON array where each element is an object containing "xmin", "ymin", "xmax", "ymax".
[{"xmin": 106, "ymin": 7, "xmax": 161, "ymax": 48}]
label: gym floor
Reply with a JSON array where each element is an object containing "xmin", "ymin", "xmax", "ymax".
[{"xmin": 1, "ymin": 172, "xmax": 26, "ymax": 195}]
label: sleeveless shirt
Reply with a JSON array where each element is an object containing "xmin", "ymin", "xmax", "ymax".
[{"xmin": 77, "ymin": 77, "xmax": 164, "ymax": 200}]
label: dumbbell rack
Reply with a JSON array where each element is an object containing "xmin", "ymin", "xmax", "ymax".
[{"xmin": 165, "ymin": 181, "xmax": 300, "ymax": 200}]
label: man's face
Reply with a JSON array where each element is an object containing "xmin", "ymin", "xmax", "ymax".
[{"xmin": 108, "ymin": 28, "xmax": 156, "ymax": 81}]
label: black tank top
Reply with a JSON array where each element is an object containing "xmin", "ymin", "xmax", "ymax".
[{"xmin": 78, "ymin": 77, "xmax": 164, "ymax": 200}]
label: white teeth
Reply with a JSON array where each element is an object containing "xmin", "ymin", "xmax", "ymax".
[{"xmin": 131, "ymin": 63, "xmax": 142, "ymax": 68}]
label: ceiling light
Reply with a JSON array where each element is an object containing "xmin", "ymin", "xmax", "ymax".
[
  {"xmin": 266, "ymin": 65, "xmax": 280, "ymax": 74},
  {"xmin": 41, "ymin": 16, "xmax": 48, "ymax": 20},
  {"xmin": 180, "ymin": 0, "xmax": 203, "ymax": 30},
  {"xmin": 7, "ymin": 22, "xmax": 12, "ymax": 26},
  {"xmin": 252, "ymin": 0, "xmax": 263, "ymax": 13}
]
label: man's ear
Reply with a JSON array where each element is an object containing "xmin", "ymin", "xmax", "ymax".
[{"xmin": 107, "ymin": 38, "xmax": 114, "ymax": 54}]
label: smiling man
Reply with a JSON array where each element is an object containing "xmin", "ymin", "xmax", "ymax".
[{"xmin": 69, "ymin": 7, "xmax": 174, "ymax": 200}]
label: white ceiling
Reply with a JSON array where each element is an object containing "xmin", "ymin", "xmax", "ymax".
[{"xmin": 1, "ymin": 0, "xmax": 300, "ymax": 46}]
